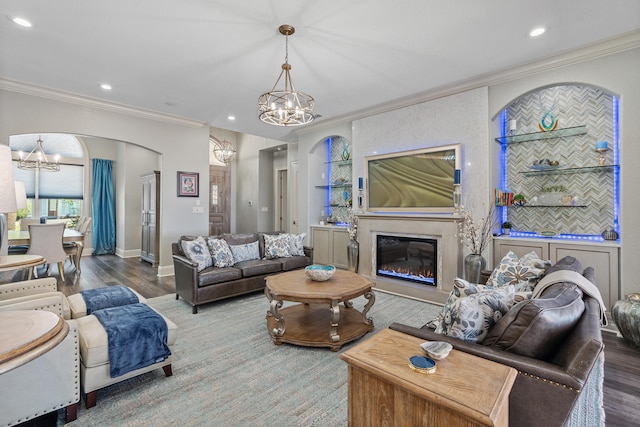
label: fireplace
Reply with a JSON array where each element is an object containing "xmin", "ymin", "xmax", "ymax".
[{"xmin": 376, "ymin": 235, "xmax": 437, "ymax": 286}]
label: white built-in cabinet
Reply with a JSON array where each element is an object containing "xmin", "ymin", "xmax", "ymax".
[
  {"xmin": 310, "ymin": 225, "xmax": 349, "ymax": 269},
  {"xmin": 141, "ymin": 171, "xmax": 160, "ymax": 266},
  {"xmin": 493, "ymin": 237, "xmax": 620, "ymax": 310}
]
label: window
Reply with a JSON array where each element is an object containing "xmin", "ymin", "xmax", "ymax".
[{"xmin": 10, "ymin": 134, "xmax": 85, "ymax": 223}]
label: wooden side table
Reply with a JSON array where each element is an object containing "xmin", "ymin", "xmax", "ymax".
[{"xmin": 340, "ymin": 328, "xmax": 516, "ymax": 427}]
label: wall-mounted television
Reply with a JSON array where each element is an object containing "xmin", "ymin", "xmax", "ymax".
[{"xmin": 366, "ymin": 144, "xmax": 461, "ymax": 212}]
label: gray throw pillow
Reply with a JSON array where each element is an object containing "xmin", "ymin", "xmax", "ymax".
[{"xmin": 483, "ymin": 283, "xmax": 585, "ymax": 360}]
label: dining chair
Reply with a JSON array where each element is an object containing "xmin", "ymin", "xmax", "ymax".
[
  {"xmin": 9, "ymin": 219, "xmax": 43, "ymax": 255},
  {"xmin": 27, "ymin": 223, "xmax": 68, "ymax": 282},
  {"xmin": 64, "ymin": 217, "xmax": 91, "ymax": 273}
]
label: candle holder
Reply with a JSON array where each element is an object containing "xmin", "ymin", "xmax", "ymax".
[{"xmin": 453, "ymin": 184, "xmax": 462, "ymax": 213}]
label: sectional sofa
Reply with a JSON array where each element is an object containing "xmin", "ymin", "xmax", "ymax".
[{"xmin": 390, "ymin": 255, "xmax": 605, "ymax": 427}]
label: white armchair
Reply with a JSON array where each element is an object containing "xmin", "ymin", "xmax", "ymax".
[
  {"xmin": 0, "ymin": 277, "xmax": 70, "ymax": 318},
  {"xmin": 0, "ymin": 278, "xmax": 79, "ymax": 425}
]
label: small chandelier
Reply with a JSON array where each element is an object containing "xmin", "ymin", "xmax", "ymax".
[
  {"xmin": 210, "ymin": 136, "xmax": 237, "ymax": 164},
  {"xmin": 17, "ymin": 136, "xmax": 60, "ymax": 172},
  {"xmin": 258, "ymin": 25, "xmax": 315, "ymax": 127}
]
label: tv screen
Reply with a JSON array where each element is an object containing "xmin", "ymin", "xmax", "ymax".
[{"xmin": 366, "ymin": 144, "xmax": 460, "ymax": 212}]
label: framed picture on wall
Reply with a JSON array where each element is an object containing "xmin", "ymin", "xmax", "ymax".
[{"xmin": 177, "ymin": 171, "xmax": 199, "ymax": 197}]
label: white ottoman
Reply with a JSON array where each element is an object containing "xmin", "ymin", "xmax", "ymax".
[
  {"xmin": 67, "ymin": 287, "xmax": 146, "ymax": 319},
  {"xmin": 76, "ymin": 305, "xmax": 177, "ymax": 408}
]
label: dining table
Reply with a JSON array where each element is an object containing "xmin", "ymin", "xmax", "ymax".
[
  {"xmin": 7, "ymin": 229, "xmax": 85, "ymax": 276},
  {"xmin": 8, "ymin": 229, "xmax": 84, "ymax": 245}
]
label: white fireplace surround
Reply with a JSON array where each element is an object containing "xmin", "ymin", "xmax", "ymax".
[{"xmin": 357, "ymin": 214, "xmax": 463, "ymax": 305}]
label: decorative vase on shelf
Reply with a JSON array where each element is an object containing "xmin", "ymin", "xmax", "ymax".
[
  {"xmin": 612, "ymin": 293, "xmax": 640, "ymax": 349},
  {"xmin": 347, "ymin": 240, "xmax": 359, "ymax": 273},
  {"xmin": 341, "ymin": 144, "xmax": 350, "ymax": 161},
  {"xmin": 464, "ymin": 253, "xmax": 486, "ymax": 284}
]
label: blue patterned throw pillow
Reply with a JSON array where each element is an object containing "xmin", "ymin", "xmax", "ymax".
[
  {"xmin": 207, "ymin": 237, "xmax": 235, "ymax": 268},
  {"xmin": 263, "ymin": 233, "xmax": 292, "ymax": 259},
  {"xmin": 426, "ymin": 277, "xmax": 489, "ymax": 330},
  {"xmin": 181, "ymin": 236, "xmax": 213, "ymax": 272},
  {"xmin": 229, "ymin": 241, "xmax": 260, "ymax": 263},
  {"xmin": 435, "ymin": 284, "xmax": 516, "ymax": 343},
  {"xmin": 486, "ymin": 251, "xmax": 548, "ymax": 289},
  {"xmin": 287, "ymin": 233, "xmax": 307, "ymax": 256}
]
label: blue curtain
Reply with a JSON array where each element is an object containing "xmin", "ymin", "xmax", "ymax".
[{"xmin": 92, "ymin": 159, "xmax": 116, "ymax": 255}]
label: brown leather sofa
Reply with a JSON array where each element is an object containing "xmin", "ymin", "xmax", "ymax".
[
  {"xmin": 390, "ymin": 257, "xmax": 604, "ymax": 427},
  {"xmin": 172, "ymin": 232, "xmax": 313, "ymax": 313}
]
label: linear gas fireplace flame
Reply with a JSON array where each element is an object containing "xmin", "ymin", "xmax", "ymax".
[{"xmin": 376, "ymin": 235, "xmax": 437, "ymax": 286}]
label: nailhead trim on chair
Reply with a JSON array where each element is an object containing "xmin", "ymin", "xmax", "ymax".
[
  {"xmin": 34, "ymin": 303, "xmax": 64, "ymax": 317},
  {"xmin": 0, "ymin": 282, "xmax": 54, "ymax": 297}
]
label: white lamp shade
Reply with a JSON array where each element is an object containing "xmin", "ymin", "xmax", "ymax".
[
  {"xmin": 0, "ymin": 145, "xmax": 17, "ymax": 213},
  {"xmin": 14, "ymin": 181, "xmax": 27, "ymax": 210}
]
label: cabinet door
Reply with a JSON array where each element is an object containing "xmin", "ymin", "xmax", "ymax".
[
  {"xmin": 311, "ymin": 228, "xmax": 331, "ymax": 265},
  {"xmin": 332, "ymin": 229, "xmax": 350, "ymax": 269},
  {"xmin": 493, "ymin": 240, "xmax": 549, "ymax": 266},
  {"xmin": 550, "ymin": 243, "xmax": 619, "ymax": 310}
]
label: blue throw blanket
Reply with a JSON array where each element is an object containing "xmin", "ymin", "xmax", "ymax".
[
  {"xmin": 93, "ymin": 303, "xmax": 171, "ymax": 378},
  {"xmin": 81, "ymin": 285, "xmax": 139, "ymax": 315}
]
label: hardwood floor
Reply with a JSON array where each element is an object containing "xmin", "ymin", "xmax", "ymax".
[
  {"xmin": 54, "ymin": 254, "xmax": 176, "ymax": 299},
  {"xmin": 0, "ymin": 254, "xmax": 176, "ymax": 300},
  {"xmin": 3, "ymin": 255, "xmax": 639, "ymax": 426},
  {"xmin": 602, "ymin": 330, "xmax": 640, "ymax": 427}
]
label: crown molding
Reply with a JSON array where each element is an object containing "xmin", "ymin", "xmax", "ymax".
[
  {"xmin": 297, "ymin": 30, "xmax": 640, "ymax": 136},
  {"xmin": 0, "ymin": 78, "xmax": 206, "ymax": 129}
]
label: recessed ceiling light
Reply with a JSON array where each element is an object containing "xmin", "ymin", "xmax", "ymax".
[
  {"xmin": 100, "ymin": 83, "xmax": 112, "ymax": 91},
  {"xmin": 227, "ymin": 116, "xmax": 236, "ymax": 121},
  {"xmin": 529, "ymin": 27, "xmax": 546, "ymax": 37},
  {"xmin": 13, "ymin": 17, "xmax": 32, "ymax": 27}
]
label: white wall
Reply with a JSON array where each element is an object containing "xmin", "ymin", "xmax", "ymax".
[
  {"xmin": 80, "ymin": 137, "xmax": 160, "ymax": 257},
  {"xmin": 0, "ymin": 88, "xmax": 210, "ymax": 273},
  {"xmin": 234, "ymin": 132, "xmax": 291, "ymax": 233},
  {"xmin": 353, "ymin": 87, "xmax": 490, "ymax": 218},
  {"xmin": 119, "ymin": 144, "xmax": 161, "ymax": 257},
  {"xmin": 489, "ymin": 47, "xmax": 640, "ymax": 296}
]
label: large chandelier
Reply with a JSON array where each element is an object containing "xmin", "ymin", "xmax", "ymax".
[
  {"xmin": 210, "ymin": 136, "xmax": 237, "ymax": 164},
  {"xmin": 258, "ymin": 25, "xmax": 315, "ymax": 127},
  {"xmin": 17, "ymin": 136, "xmax": 60, "ymax": 172}
]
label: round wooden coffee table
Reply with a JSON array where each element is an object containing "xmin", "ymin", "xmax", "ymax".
[{"xmin": 265, "ymin": 269, "xmax": 375, "ymax": 351}]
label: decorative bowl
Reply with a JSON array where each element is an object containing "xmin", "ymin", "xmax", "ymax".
[
  {"xmin": 420, "ymin": 341, "xmax": 453, "ymax": 360},
  {"xmin": 305, "ymin": 264, "xmax": 336, "ymax": 281}
]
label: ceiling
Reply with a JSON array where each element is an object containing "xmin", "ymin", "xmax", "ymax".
[{"xmin": 2, "ymin": 1, "xmax": 639, "ymax": 142}]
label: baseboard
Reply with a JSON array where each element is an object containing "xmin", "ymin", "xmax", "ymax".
[
  {"xmin": 81, "ymin": 247, "xmax": 94, "ymax": 256},
  {"xmin": 157, "ymin": 265, "xmax": 174, "ymax": 277},
  {"xmin": 115, "ymin": 248, "xmax": 141, "ymax": 259}
]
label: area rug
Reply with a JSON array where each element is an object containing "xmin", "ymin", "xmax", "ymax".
[
  {"xmin": 62, "ymin": 290, "xmax": 603, "ymax": 426},
  {"xmin": 63, "ymin": 290, "xmax": 438, "ymax": 426}
]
